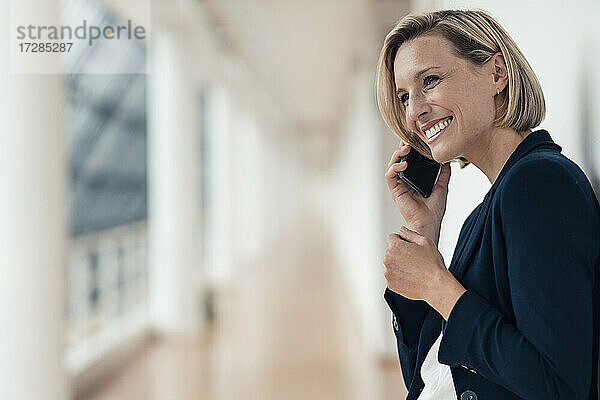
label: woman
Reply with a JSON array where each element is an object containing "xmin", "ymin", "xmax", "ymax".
[{"xmin": 376, "ymin": 9, "xmax": 600, "ymax": 400}]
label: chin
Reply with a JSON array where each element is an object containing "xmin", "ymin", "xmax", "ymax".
[
  {"xmin": 429, "ymin": 147, "xmax": 456, "ymax": 164},
  {"xmin": 429, "ymin": 137, "xmax": 462, "ymax": 164}
]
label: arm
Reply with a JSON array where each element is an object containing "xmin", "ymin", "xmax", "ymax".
[
  {"xmin": 383, "ymin": 287, "xmax": 431, "ymax": 389},
  {"xmin": 437, "ymin": 159, "xmax": 599, "ymax": 399},
  {"xmin": 383, "ymin": 201, "xmax": 481, "ymax": 387}
]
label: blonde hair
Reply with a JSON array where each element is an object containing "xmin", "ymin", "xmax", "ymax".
[{"xmin": 376, "ymin": 9, "xmax": 545, "ymax": 168}]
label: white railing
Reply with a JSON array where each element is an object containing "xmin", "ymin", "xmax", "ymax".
[{"xmin": 64, "ymin": 222, "xmax": 150, "ymax": 375}]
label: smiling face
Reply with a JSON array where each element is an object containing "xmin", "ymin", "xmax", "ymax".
[{"xmin": 394, "ymin": 33, "xmax": 499, "ymax": 163}]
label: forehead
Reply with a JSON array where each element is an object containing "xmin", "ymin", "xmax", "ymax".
[{"xmin": 393, "ymin": 34, "xmax": 457, "ymax": 86}]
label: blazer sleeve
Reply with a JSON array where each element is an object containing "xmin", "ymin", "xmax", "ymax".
[
  {"xmin": 384, "ymin": 287, "xmax": 431, "ymax": 388},
  {"xmin": 438, "ymin": 158, "xmax": 600, "ymax": 399}
]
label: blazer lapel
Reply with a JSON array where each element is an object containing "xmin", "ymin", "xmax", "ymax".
[
  {"xmin": 447, "ymin": 129, "xmax": 562, "ymax": 281},
  {"xmin": 448, "ymin": 191, "xmax": 494, "ymax": 280}
]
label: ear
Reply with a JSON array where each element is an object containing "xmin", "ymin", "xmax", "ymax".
[{"xmin": 491, "ymin": 52, "xmax": 508, "ymax": 92}]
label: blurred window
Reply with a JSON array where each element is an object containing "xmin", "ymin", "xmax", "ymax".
[{"xmin": 62, "ymin": 0, "xmax": 149, "ymax": 372}]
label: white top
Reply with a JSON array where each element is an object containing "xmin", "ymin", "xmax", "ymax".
[{"xmin": 417, "ymin": 329, "xmax": 457, "ymax": 400}]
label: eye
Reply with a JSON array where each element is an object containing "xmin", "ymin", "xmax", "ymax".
[
  {"xmin": 398, "ymin": 75, "xmax": 442, "ymax": 106},
  {"xmin": 424, "ymin": 75, "xmax": 441, "ymax": 87}
]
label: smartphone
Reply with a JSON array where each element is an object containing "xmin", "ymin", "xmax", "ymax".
[{"xmin": 397, "ymin": 147, "xmax": 441, "ymax": 198}]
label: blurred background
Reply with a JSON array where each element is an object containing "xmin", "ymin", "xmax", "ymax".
[{"xmin": 1, "ymin": 0, "xmax": 599, "ymax": 399}]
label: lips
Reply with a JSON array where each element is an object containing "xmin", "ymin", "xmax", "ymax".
[
  {"xmin": 425, "ymin": 116, "xmax": 453, "ymax": 143},
  {"xmin": 420, "ymin": 116, "xmax": 451, "ymax": 135}
]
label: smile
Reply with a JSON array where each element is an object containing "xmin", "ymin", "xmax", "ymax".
[{"xmin": 425, "ymin": 116, "xmax": 453, "ymax": 143}]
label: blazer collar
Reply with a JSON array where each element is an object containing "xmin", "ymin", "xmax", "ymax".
[
  {"xmin": 491, "ymin": 129, "xmax": 562, "ymax": 192},
  {"xmin": 448, "ymin": 129, "xmax": 562, "ymax": 279}
]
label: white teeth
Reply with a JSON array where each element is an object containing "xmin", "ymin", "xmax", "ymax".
[{"xmin": 425, "ymin": 117, "xmax": 452, "ymax": 139}]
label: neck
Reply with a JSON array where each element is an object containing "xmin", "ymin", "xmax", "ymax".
[{"xmin": 465, "ymin": 127, "xmax": 532, "ymax": 185}]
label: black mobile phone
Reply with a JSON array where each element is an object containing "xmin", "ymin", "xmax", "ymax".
[{"xmin": 397, "ymin": 147, "xmax": 441, "ymax": 198}]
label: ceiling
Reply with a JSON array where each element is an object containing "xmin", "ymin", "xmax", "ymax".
[
  {"xmin": 200, "ymin": 0, "xmax": 370, "ymax": 136},
  {"xmin": 106, "ymin": 0, "xmax": 412, "ymax": 136}
]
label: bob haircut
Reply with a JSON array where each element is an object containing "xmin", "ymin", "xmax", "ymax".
[{"xmin": 376, "ymin": 9, "xmax": 545, "ymax": 168}]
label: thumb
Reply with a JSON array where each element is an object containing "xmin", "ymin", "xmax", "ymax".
[
  {"xmin": 397, "ymin": 225, "xmax": 425, "ymax": 244},
  {"xmin": 436, "ymin": 162, "xmax": 451, "ymax": 193}
]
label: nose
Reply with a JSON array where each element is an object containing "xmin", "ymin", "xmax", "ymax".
[{"xmin": 405, "ymin": 93, "xmax": 430, "ymax": 131}]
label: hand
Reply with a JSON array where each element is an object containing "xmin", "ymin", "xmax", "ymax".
[
  {"xmin": 384, "ymin": 144, "xmax": 452, "ymax": 245},
  {"xmin": 383, "ymin": 226, "xmax": 466, "ymax": 320},
  {"xmin": 384, "ymin": 226, "xmax": 446, "ymax": 301}
]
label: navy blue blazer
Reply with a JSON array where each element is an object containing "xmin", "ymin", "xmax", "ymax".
[{"xmin": 384, "ymin": 129, "xmax": 600, "ymax": 400}]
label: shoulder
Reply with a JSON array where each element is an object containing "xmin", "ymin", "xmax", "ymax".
[
  {"xmin": 497, "ymin": 149, "xmax": 598, "ymax": 211},
  {"xmin": 493, "ymin": 150, "xmax": 600, "ymax": 242},
  {"xmin": 494, "ymin": 148, "xmax": 600, "ymax": 270},
  {"xmin": 504, "ymin": 149, "xmax": 585, "ymax": 187}
]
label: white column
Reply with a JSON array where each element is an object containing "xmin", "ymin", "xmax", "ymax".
[
  {"xmin": 0, "ymin": 0, "xmax": 70, "ymax": 398},
  {"xmin": 229, "ymin": 102, "xmax": 261, "ymax": 266},
  {"xmin": 204, "ymin": 83, "xmax": 233, "ymax": 286},
  {"xmin": 147, "ymin": 28, "xmax": 204, "ymax": 336}
]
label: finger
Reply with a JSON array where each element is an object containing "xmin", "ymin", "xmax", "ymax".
[
  {"xmin": 387, "ymin": 145, "xmax": 411, "ymax": 169},
  {"xmin": 386, "ymin": 232, "xmax": 400, "ymax": 245},
  {"xmin": 397, "ymin": 225, "xmax": 427, "ymax": 245},
  {"xmin": 384, "ymin": 161, "xmax": 409, "ymax": 192},
  {"xmin": 387, "ymin": 145, "xmax": 410, "ymax": 168},
  {"xmin": 384, "ymin": 161, "xmax": 407, "ymax": 179}
]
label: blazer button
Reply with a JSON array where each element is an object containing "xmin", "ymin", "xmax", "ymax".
[
  {"xmin": 460, "ymin": 390, "xmax": 477, "ymax": 400},
  {"xmin": 393, "ymin": 314, "xmax": 399, "ymax": 331}
]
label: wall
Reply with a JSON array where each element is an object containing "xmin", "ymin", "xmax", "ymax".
[{"xmin": 413, "ymin": 0, "xmax": 600, "ymax": 261}]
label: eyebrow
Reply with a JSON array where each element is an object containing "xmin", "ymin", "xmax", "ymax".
[{"xmin": 395, "ymin": 66, "xmax": 441, "ymax": 96}]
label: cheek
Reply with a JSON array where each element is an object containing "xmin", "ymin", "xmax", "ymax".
[
  {"xmin": 462, "ymin": 81, "xmax": 496, "ymax": 121},
  {"xmin": 427, "ymin": 115, "xmax": 466, "ymax": 162},
  {"xmin": 446, "ymin": 95, "xmax": 490, "ymax": 135},
  {"xmin": 429, "ymin": 87, "xmax": 450, "ymax": 104}
]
